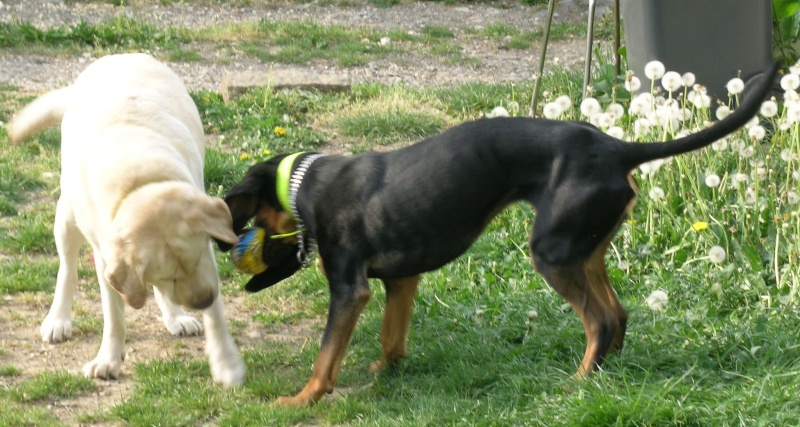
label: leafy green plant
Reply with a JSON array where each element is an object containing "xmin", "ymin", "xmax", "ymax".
[{"xmin": 774, "ymin": 0, "xmax": 800, "ymax": 65}]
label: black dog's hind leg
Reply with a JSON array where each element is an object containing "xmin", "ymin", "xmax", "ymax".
[
  {"xmin": 370, "ymin": 275, "xmax": 421, "ymax": 373},
  {"xmin": 528, "ymin": 189, "xmax": 633, "ymax": 377}
]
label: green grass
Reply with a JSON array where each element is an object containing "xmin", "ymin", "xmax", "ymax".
[
  {"xmin": 0, "ymin": 10, "xmax": 601, "ymax": 70},
  {"xmin": 0, "ymin": 15, "xmax": 797, "ymax": 426}
]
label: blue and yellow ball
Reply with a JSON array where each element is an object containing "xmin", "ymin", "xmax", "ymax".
[{"xmin": 231, "ymin": 227, "xmax": 269, "ymax": 275}]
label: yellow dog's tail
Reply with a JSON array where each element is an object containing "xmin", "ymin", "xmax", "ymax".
[{"xmin": 7, "ymin": 87, "xmax": 72, "ymax": 143}]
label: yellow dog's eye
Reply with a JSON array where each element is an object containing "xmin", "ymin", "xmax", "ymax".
[{"xmin": 231, "ymin": 227, "xmax": 269, "ymax": 275}]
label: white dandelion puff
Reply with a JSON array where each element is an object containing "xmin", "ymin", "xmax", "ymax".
[
  {"xmin": 788, "ymin": 191, "xmax": 800, "ymax": 204},
  {"xmin": 486, "ymin": 106, "xmax": 510, "ymax": 118},
  {"xmin": 781, "ymin": 149, "xmax": 796, "ymax": 162},
  {"xmin": 732, "ymin": 173, "xmax": 749, "ymax": 185},
  {"xmin": 715, "ymin": 105, "xmax": 731, "ymax": 120},
  {"xmin": 730, "ymin": 138, "xmax": 746, "ymax": 152},
  {"xmin": 543, "ymin": 102, "xmax": 563, "ymax": 119},
  {"xmin": 711, "ymin": 138, "xmax": 728, "ymax": 151},
  {"xmin": 593, "ymin": 112, "xmax": 614, "ymax": 129},
  {"xmin": 580, "ymin": 97, "xmax": 602, "ymax": 118},
  {"xmin": 748, "ymin": 125, "xmax": 766, "ymax": 141},
  {"xmin": 644, "ymin": 60, "xmax": 666, "ymax": 80},
  {"xmin": 760, "ymin": 100, "xmax": 778, "ymax": 118},
  {"xmin": 634, "ymin": 118, "xmax": 652, "ymax": 136},
  {"xmin": 681, "ymin": 72, "xmax": 696, "ymax": 87},
  {"xmin": 661, "ymin": 71, "xmax": 683, "ymax": 92},
  {"xmin": 745, "ymin": 187, "xmax": 757, "ymax": 205},
  {"xmin": 625, "ymin": 75, "xmax": 642, "ymax": 92},
  {"xmin": 606, "ymin": 103, "xmax": 625, "ymax": 121},
  {"xmin": 649, "ymin": 187, "xmax": 665, "ymax": 199},
  {"xmin": 705, "ymin": 174, "xmax": 721, "ymax": 188},
  {"xmin": 708, "ymin": 246, "xmax": 727, "ymax": 263},
  {"xmin": 782, "ymin": 73, "xmax": 800, "ymax": 91},
  {"xmin": 740, "ymin": 145, "xmax": 755, "ymax": 158},
  {"xmin": 690, "ymin": 90, "xmax": 711, "ymax": 108},
  {"xmin": 726, "ymin": 78, "xmax": 745, "ymax": 95},
  {"xmin": 606, "ymin": 126, "xmax": 625, "ymax": 139},
  {"xmin": 555, "ymin": 95, "xmax": 572, "ymax": 111},
  {"xmin": 646, "ymin": 290, "xmax": 669, "ymax": 311}
]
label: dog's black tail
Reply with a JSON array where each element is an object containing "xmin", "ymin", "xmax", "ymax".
[{"xmin": 620, "ymin": 63, "xmax": 780, "ymax": 170}]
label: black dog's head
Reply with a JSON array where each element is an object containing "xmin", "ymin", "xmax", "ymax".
[{"xmin": 217, "ymin": 155, "xmax": 304, "ymax": 292}]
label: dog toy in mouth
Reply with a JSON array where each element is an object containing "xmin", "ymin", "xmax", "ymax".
[{"xmin": 231, "ymin": 227, "xmax": 269, "ymax": 275}]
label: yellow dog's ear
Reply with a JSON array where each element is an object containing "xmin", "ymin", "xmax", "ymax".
[
  {"xmin": 104, "ymin": 254, "xmax": 147, "ymax": 309},
  {"xmin": 187, "ymin": 196, "xmax": 239, "ymax": 245}
]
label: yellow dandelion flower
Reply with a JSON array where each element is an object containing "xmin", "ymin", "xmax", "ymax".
[
  {"xmin": 274, "ymin": 126, "xmax": 287, "ymax": 136},
  {"xmin": 692, "ymin": 221, "xmax": 709, "ymax": 231},
  {"xmin": 240, "ymin": 153, "xmax": 251, "ymax": 161}
]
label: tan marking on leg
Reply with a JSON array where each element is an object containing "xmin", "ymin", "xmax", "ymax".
[
  {"xmin": 276, "ymin": 286, "xmax": 371, "ymax": 406},
  {"xmin": 370, "ymin": 275, "xmax": 420, "ymax": 373}
]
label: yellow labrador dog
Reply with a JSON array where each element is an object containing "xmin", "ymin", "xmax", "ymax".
[{"xmin": 8, "ymin": 53, "xmax": 245, "ymax": 386}]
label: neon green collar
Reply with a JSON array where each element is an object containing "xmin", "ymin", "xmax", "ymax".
[{"xmin": 276, "ymin": 152, "xmax": 305, "ymax": 218}]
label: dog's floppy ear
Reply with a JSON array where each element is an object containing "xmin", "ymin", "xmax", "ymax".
[
  {"xmin": 187, "ymin": 196, "xmax": 238, "ymax": 245},
  {"xmin": 104, "ymin": 254, "xmax": 148, "ymax": 309},
  {"xmin": 218, "ymin": 158, "xmax": 286, "ymax": 251}
]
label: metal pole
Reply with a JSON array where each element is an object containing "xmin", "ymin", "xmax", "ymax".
[
  {"xmin": 529, "ymin": 0, "xmax": 557, "ymax": 117},
  {"xmin": 614, "ymin": 0, "xmax": 621, "ymax": 80},
  {"xmin": 583, "ymin": 0, "xmax": 597, "ymax": 100}
]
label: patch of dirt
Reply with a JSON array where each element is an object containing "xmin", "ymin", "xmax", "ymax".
[
  {"xmin": 0, "ymin": 0, "xmax": 615, "ymax": 424},
  {"xmin": 0, "ymin": 0, "xmax": 615, "ymax": 91}
]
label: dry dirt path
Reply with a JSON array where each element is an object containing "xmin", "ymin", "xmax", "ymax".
[{"xmin": 0, "ymin": 0, "xmax": 615, "ymax": 92}]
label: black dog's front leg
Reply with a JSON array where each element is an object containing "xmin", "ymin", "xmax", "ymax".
[{"xmin": 276, "ymin": 268, "xmax": 371, "ymax": 406}]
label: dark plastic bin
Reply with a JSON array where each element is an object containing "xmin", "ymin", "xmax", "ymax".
[{"xmin": 622, "ymin": 0, "xmax": 772, "ymax": 100}]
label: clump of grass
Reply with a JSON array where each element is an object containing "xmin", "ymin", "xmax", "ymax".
[
  {"xmin": 5, "ymin": 371, "xmax": 97, "ymax": 402},
  {"xmin": 333, "ymin": 94, "xmax": 449, "ymax": 147}
]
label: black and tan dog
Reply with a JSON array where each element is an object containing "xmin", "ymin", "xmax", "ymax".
[{"xmin": 221, "ymin": 64, "xmax": 778, "ymax": 405}]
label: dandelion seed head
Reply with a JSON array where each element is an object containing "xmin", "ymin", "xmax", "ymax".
[
  {"xmin": 791, "ymin": 60, "xmax": 800, "ymax": 75},
  {"xmin": 625, "ymin": 75, "xmax": 642, "ymax": 92},
  {"xmin": 646, "ymin": 290, "xmax": 668, "ymax": 311},
  {"xmin": 740, "ymin": 145, "xmax": 755, "ymax": 158},
  {"xmin": 726, "ymin": 78, "xmax": 745, "ymax": 95},
  {"xmin": 689, "ymin": 90, "xmax": 711, "ymax": 108},
  {"xmin": 486, "ymin": 106, "xmax": 510, "ymax": 118},
  {"xmin": 787, "ymin": 104, "xmax": 800, "ymax": 125},
  {"xmin": 745, "ymin": 187, "xmax": 757, "ymax": 205},
  {"xmin": 732, "ymin": 172, "xmax": 749, "ymax": 185},
  {"xmin": 606, "ymin": 126, "xmax": 625, "ymax": 139},
  {"xmin": 634, "ymin": 118, "xmax": 652, "ymax": 136},
  {"xmin": 711, "ymin": 137, "xmax": 728, "ymax": 151},
  {"xmin": 542, "ymin": 102, "xmax": 563, "ymax": 119},
  {"xmin": 715, "ymin": 105, "xmax": 731, "ymax": 120},
  {"xmin": 781, "ymin": 149, "xmax": 795, "ymax": 162},
  {"xmin": 555, "ymin": 95, "xmax": 572, "ymax": 111},
  {"xmin": 748, "ymin": 125, "xmax": 766, "ymax": 141},
  {"xmin": 661, "ymin": 71, "xmax": 683, "ymax": 92},
  {"xmin": 681, "ymin": 72, "xmax": 696, "ymax": 87},
  {"xmin": 580, "ymin": 97, "xmax": 602, "ymax": 118},
  {"xmin": 649, "ymin": 186, "xmax": 665, "ymax": 199},
  {"xmin": 606, "ymin": 103, "xmax": 624, "ymax": 121},
  {"xmin": 708, "ymin": 246, "xmax": 727, "ymax": 263},
  {"xmin": 593, "ymin": 112, "xmax": 614, "ymax": 129},
  {"xmin": 705, "ymin": 174, "xmax": 721, "ymax": 188},
  {"xmin": 760, "ymin": 100, "xmax": 778, "ymax": 118},
  {"xmin": 644, "ymin": 60, "xmax": 666, "ymax": 80},
  {"xmin": 782, "ymin": 73, "xmax": 800, "ymax": 91},
  {"xmin": 788, "ymin": 190, "xmax": 800, "ymax": 204}
]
